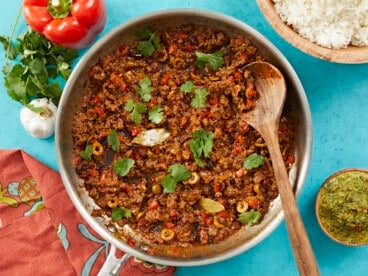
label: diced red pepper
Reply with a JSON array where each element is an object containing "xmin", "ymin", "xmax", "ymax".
[
  {"xmin": 137, "ymin": 217, "xmax": 148, "ymax": 226},
  {"xmin": 213, "ymin": 183, "xmax": 221, "ymax": 193},
  {"xmin": 131, "ymin": 128, "xmax": 141, "ymax": 137},
  {"xmin": 248, "ymin": 197, "xmax": 261, "ymax": 209},
  {"xmin": 169, "ymin": 209, "xmax": 178, "ymax": 218},
  {"xmin": 94, "ymin": 106, "xmax": 105, "ymax": 116},
  {"xmin": 205, "ymin": 216, "xmax": 213, "ymax": 226},
  {"xmin": 233, "ymin": 71, "xmax": 242, "ymax": 81},
  {"xmin": 287, "ymin": 155, "xmax": 296, "ymax": 164},
  {"xmin": 235, "ymin": 168, "xmax": 245, "ymax": 178},
  {"xmin": 218, "ymin": 210, "xmax": 228, "ymax": 218},
  {"xmin": 160, "ymin": 73, "xmax": 171, "ymax": 85},
  {"xmin": 148, "ymin": 200, "xmax": 159, "ymax": 210}
]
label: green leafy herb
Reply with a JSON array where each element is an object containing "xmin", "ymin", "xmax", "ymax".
[
  {"xmin": 107, "ymin": 129, "xmax": 120, "ymax": 151},
  {"xmin": 124, "ymin": 99, "xmax": 147, "ymax": 124},
  {"xmin": 136, "ymin": 27, "xmax": 160, "ymax": 57},
  {"xmin": 162, "ymin": 164, "xmax": 191, "ymax": 193},
  {"xmin": 191, "ymin": 87, "xmax": 208, "ymax": 108},
  {"xmin": 111, "ymin": 207, "xmax": 132, "ymax": 220},
  {"xmin": 113, "ymin": 158, "xmax": 135, "ymax": 177},
  {"xmin": 243, "ymin": 153, "xmax": 266, "ymax": 170},
  {"xmin": 196, "ymin": 50, "xmax": 224, "ymax": 71},
  {"xmin": 80, "ymin": 143, "xmax": 93, "ymax": 160},
  {"xmin": 180, "ymin": 80, "xmax": 195, "ymax": 94},
  {"xmin": 238, "ymin": 209, "xmax": 261, "ymax": 226},
  {"xmin": 189, "ymin": 128, "xmax": 214, "ymax": 167},
  {"xmin": 180, "ymin": 81, "xmax": 208, "ymax": 108},
  {"xmin": 148, "ymin": 105, "xmax": 164, "ymax": 124},
  {"xmin": 0, "ymin": 30, "xmax": 78, "ymax": 106},
  {"xmin": 135, "ymin": 76, "xmax": 153, "ymax": 102}
]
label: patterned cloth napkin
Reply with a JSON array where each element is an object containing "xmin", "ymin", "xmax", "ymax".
[{"xmin": 0, "ymin": 149, "xmax": 176, "ymax": 275}]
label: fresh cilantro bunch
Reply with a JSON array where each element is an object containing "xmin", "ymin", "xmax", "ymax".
[{"xmin": 1, "ymin": 29, "xmax": 79, "ymax": 106}]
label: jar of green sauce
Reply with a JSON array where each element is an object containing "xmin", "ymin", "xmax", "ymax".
[{"xmin": 315, "ymin": 168, "xmax": 368, "ymax": 246}]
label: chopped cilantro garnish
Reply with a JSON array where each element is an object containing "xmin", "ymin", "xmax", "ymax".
[
  {"xmin": 148, "ymin": 105, "xmax": 164, "ymax": 124},
  {"xmin": 0, "ymin": 30, "xmax": 78, "ymax": 106},
  {"xmin": 162, "ymin": 164, "xmax": 191, "ymax": 193},
  {"xmin": 243, "ymin": 153, "xmax": 266, "ymax": 170},
  {"xmin": 135, "ymin": 76, "xmax": 153, "ymax": 102},
  {"xmin": 189, "ymin": 128, "xmax": 214, "ymax": 167},
  {"xmin": 113, "ymin": 158, "xmax": 135, "ymax": 177},
  {"xmin": 180, "ymin": 81, "xmax": 208, "ymax": 108},
  {"xmin": 136, "ymin": 27, "xmax": 160, "ymax": 57},
  {"xmin": 107, "ymin": 129, "xmax": 120, "ymax": 151},
  {"xmin": 80, "ymin": 143, "xmax": 93, "ymax": 160},
  {"xmin": 195, "ymin": 50, "xmax": 224, "ymax": 71},
  {"xmin": 111, "ymin": 207, "xmax": 132, "ymax": 220},
  {"xmin": 180, "ymin": 80, "xmax": 195, "ymax": 94},
  {"xmin": 124, "ymin": 99, "xmax": 147, "ymax": 124},
  {"xmin": 238, "ymin": 209, "xmax": 261, "ymax": 226},
  {"xmin": 191, "ymin": 87, "xmax": 208, "ymax": 108}
]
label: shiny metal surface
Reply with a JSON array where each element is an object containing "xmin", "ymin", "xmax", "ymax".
[{"xmin": 55, "ymin": 9, "xmax": 312, "ymax": 267}]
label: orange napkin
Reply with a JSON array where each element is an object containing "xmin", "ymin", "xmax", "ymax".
[{"xmin": 0, "ymin": 149, "xmax": 176, "ymax": 275}]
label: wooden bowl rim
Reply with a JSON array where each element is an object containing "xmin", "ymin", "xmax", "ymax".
[
  {"xmin": 315, "ymin": 168, "xmax": 368, "ymax": 246},
  {"xmin": 257, "ymin": 0, "xmax": 368, "ymax": 64}
]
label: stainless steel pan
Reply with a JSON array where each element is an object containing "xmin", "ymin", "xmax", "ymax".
[{"xmin": 55, "ymin": 9, "xmax": 312, "ymax": 267}]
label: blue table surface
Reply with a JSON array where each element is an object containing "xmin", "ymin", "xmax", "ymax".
[{"xmin": 1, "ymin": 1, "xmax": 368, "ymax": 275}]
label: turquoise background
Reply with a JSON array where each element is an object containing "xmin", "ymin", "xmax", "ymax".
[{"xmin": 1, "ymin": 1, "xmax": 367, "ymax": 275}]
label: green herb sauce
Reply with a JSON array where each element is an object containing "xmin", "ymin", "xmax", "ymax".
[{"xmin": 317, "ymin": 170, "xmax": 368, "ymax": 245}]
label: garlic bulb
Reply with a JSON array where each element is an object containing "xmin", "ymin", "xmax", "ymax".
[{"xmin": 20, "ymin": 98, "xmax": 58, "ymax": 138}]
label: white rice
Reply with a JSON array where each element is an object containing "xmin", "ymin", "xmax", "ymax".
[{"xmin": 273, "ymin": 0, "xmax": 368, "ymax": 49}]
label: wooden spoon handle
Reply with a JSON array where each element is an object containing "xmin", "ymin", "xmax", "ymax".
[{"xmin": 259, "ymin": 123, "xmax": 319, "ymax": 276}]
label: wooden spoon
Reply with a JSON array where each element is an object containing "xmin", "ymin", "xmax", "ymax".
[{"xmin": 243, "ymin": 61, "xmax": 319, "ymax": 276}]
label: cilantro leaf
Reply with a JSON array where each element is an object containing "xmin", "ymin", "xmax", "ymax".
[
  {"xmin": 238, "ymin": 209, "xmax": 261, "ymax": 226},
  {"xmin": 148, "ymin": 105, "xmax": 164, "ymax": 124},
  {"xmin": 162, "ymin": 164, "xmax": 191, "ymax": 193},
  {"xmin": 135, "ymin": 27, "xmax": 154, "ymax": 39},
  {"xmin": 137, "ymin": 41, "xmax": 155, "ymax": 58},
  {"xmin": 243, "ymin": 153, "xmax": 266, "ymax": 170},
  {"xmin": 0, "ymin": 35, "xmax": 16, "ymax": 59},
  {"xmin": 124, "ymin": 99, "xmax": 147, "ymax": 124},
  {"xmin": 196, "ymin": 51, "xmax": 224, "ymax": 71},
  {"xmin": 136, "ymin": 27, "xmax": 160, "ymax": 57},
  {"xmin": 107, "ymin": 129, "xmax": 120, "ymax": 151},
  {"xmin": 189, "ymin": 128, "xmax": 214, "ymax": 167},
  {"xmin": 135, "ymin": 76, "xmax": 153, "ymax": 102},
  {"xmin": 113, "ymin": 158, "xmax": 135, "ymax": 177},
  {"xmin": 111, "ymin": 207, "xmax": 132, "ymax": 220},
  {"xmin": 80, "ymin": 144, "xmax": 93, "ymax": 160},
  {"xmin": 180, "ymin": 80, "xmax": 195, "ymax": 94},
  {"xmin": 1, "ymin": 30, "xmax": 78, "ymax": 106},
  {"xmin": 191, "ymin": 87, "xmax": 208, "ymax": 108}
]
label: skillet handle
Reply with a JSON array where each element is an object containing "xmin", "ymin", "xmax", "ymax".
[{"xmin": 97, "ymin": 245, "xmax": 130, "ymax": 276}]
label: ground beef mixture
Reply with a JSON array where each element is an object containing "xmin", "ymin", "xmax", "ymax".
[{"xmin": 72, "ymin": 24, "xmax": 297, "ymax": 254}]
